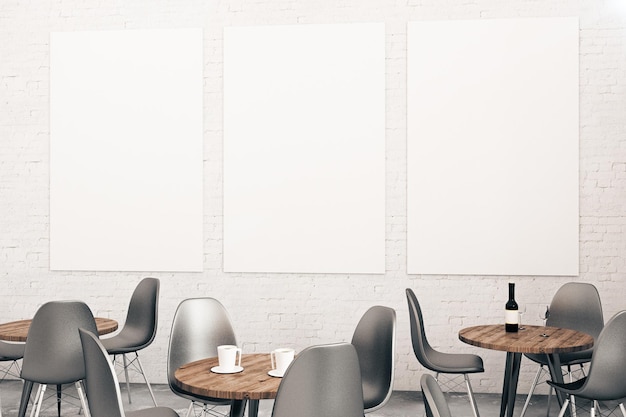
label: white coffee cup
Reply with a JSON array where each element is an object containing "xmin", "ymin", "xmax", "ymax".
[
  {"xmin": 271, "ymin": 348, "xmax": 295, "ymax": 376},
  {"xmin": 217, "ymin": 345, "xmax": 242, "ymax": 371}
]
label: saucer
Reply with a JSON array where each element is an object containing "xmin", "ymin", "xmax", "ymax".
[
  {"xmin": 268, "ymin": 369, "xmax": 284, "ymax": 378},
  {"xmin": 211, "ymin": 365, "xmax": 244, "ymax": 374}
]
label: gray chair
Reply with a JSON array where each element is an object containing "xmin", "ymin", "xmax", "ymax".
[
  {"xmin": 0, "ymin": 340, "xmax": 25, "ymax": 417},
  {"xmin": 351, "ymin": 306, "xmax": 396, "ymax": 413},
  {"xmin": 101, "ymin": 278, "xmax": 159, "ymax": 406},
  {"xmin": 406, "ymin": 288, "xmax": 483, "ymax": 417},
  {"xmin": 548, "ymin": 310, "xmax": 626, "ymax": 417},
  {"xmin": 78, "ymin": 328, "xmax": 178, "ymax": 417},
  {"xmin": 520, "ymin": 282, "xmax": 604, "ymax": 417},
  {"xmin": 421, "ymin": 374, "xmax": 453, "ymax": 417},
  {"xmin": 18, "ymin": 300, "xmax": 98, "ymax": 417},
  {"xmin": 167, "ymin": 298, "xmax": 242, "ymax": 417},
  {"xmin": 0, "ymin": 340, "xmax": 24, "ymax": 380},
  {"xmin": 271, "ymin": 342, "xmax": 364, "ymax": 417}
]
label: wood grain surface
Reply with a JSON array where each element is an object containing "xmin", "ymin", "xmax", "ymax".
[
  {"xmin": 174, "ymin": 353, "xmax": 281, "ymax": 400},
  {"xmin": 0, "ymin": 317, "xmax": 118, "ymax": 342},
  {"xmin": 459, "ymin": 324, "xmax": 594, "ymax": 354}
]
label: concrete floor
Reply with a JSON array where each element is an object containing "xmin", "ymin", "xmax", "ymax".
[{"xmin": 0, "ymin": 379, "xmax": 570, "ymax": 417}]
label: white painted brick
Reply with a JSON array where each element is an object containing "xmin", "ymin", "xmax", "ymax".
[{"xmin": 1, "ymin": 0, "xmax": 625, "ymax": 395}]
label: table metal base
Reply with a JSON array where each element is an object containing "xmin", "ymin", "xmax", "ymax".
[
  {"xmin": 498, "ymin": 352, "xmax": 568, "ymax": 417},
  {"xmin": 230, "ymin": 399, "xmax": 260, "ymax": 417}
]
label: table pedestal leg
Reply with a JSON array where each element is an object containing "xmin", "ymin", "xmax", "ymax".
[
  {"xmin": 499, "ymin": 352, "xmax": 522, "ymax": 417},
  {"xmin": 230, "ymin": 400, "xmax": 246, "ymax": 417},
  {"xmin": 546, "ymin": 354, "xmax": 567, "ymax": 412},
  {"xmin": 228, "ymin": 399, "xmax": 259, "ymax": 417},
  {"xmin": 248, "ymin": 400, "xmax": 259, "ymax": 417}
]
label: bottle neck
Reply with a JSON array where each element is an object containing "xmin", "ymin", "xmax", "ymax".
[{"xmin": 508, "ymin": 283, "xmax": 515, "ymax": 301}]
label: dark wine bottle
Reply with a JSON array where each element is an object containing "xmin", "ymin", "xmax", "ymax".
[{"xmin": 505, "ymin": 282, "xmax": 519, "ymax": 332}]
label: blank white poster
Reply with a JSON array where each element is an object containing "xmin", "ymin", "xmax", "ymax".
[
  {"xmin": 50, "ymin": 28, "xmax": 203, "ymax": 272},
  {"xmin": 407, "ymin": 18, "xmax": 579, "ymax": 276},
  {"xmin": 223, "ymin": 23, "xmax": 385, "ymax": 273}
]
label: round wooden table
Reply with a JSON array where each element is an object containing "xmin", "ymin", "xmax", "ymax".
[
  {"xmin": 0, "ymin": 317, "xmax": 118, "ymax": 342},
  {"xmin": 459, "ymin": 324, "xmax": 593, "ymax": 417},
  {"xmin": 175, "ymin": 353, "xmax": 281, "ymax": 417}
]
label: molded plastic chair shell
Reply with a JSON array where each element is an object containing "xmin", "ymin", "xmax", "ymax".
[
  {"xmin": 0, "ymin": 339, "xmax": 25, "ymax": 417},
  {"xmin": 101, "ymin": 278, "xmax": 160, "ymax": 405},
  {"xmin": 406, "ymin": 288, "xmax": 483, "ymax": 417},
  {"xmin": 0, "ymin": 341, "xmax": 25, "ymax": 363},
  {"xmin": 547, "ymin": 310, "xmax": 626, "ymax": 417},
  {"xmin": 102, "ymin": 278, "xmax": 159, "ymax": 353},
  {"xmin": 0, "ymin": 339, "xmax": 24, "ymax": 376},
  {"xmin": 79, "ymin": 328, "xmax": 178, "ymax": 417},
  {"xmin": 421, "ymin": 374, "xmax": 453, "ymax": 417},
  {"xmin": 351, "ymin": 306, "xmax": 396, "ymax": 413},
  {"xmin": 525, "ymin": 282, "xmax": 604, "ymax": 366},
  {"xmin": 18, "ymin": 300, "xmax": 98, "ymax": 417},
  {"xmin": 167, "ymin": 298, "xmax": 237, "ymax": 414},
  {"xmin": 271, "ymin": 343, "xmax": 364, "ymax": 417},
  {"xmin": 520, "ymin": 282, "xmax": 604, "ymax": 417}
]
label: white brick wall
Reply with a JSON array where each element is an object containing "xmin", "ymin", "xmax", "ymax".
[{"xmin": 1, "ymin": 0, "xmax": 625, "ymax": 395}]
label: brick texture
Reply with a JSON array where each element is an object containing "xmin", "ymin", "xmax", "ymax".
[{"xmin": 1, "ymin": 0, "xmax": 625, "ymax": 394}]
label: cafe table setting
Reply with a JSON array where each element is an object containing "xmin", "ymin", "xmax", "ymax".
[
  {"xmin": 174, "ymin": 345, "xmax": 295, "ymax": 417},
  {"xmin": 458, "ymin": 284, "xmax": 595, "ymax": 417}
]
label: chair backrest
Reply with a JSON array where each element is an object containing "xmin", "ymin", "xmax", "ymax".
[
  {"xmin": 547, "ymin": 282, "xmax": 604, "ymax": 340},
  {"xmin": 421, "ymin": 374, "xmax": 453, "ymax": 417},
  {"xmin": 271, "ymin": 343, "xmax": 364, "ymax": 417},
  {"xmin": 406, "ymin": 288, "xmax": 437, "ymax": 370},
  {"xmin": 79, "ymin": 329, "xmax": 125, "ymax": 417},
  {"xmin": 167, "ymin": 298, "xmax": 237, "ymax": 390},
  {"xmin": 351, "ymin": 306, "xmax": 396, "ymax": 412},
  {"xmin": 21, "ymin": 300, "xmax": 98, "ymax": 384},
  {"xmin": 571, "ymin": 310, "xmax": 626, "ymax": 401},
  {"xmin": 116, "ymin": 277, "xmax": 160, "ymax": 350}
]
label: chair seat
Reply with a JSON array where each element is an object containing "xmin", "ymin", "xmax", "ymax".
[
  {"xmin": 525, "ymin": 348, "xmax": 593, "ymax": 366},
  {"xmin": 424, "ymin": 350, "xmax": 484, "ymax": 374},
  {"xmin": 169, "ymin": 377, "xmax": 232, "ymax": 406},
  {"xmin": 101, "ymin": 332, "xmax": 148, "ymax": 354},
  {"xmin": 126, "ymin": 407, "xmax": 181, "ymax": 417},
  {"xmin": 363, "ymin": 381, "xmax": 388, "ymax": 410},
  {"xmin": 547, "ymin": 377, "xmax": 586, "ymax": 394},
  {"xmin": 0, "ymin": 342, "xmax": 25, "ymax": 361}
]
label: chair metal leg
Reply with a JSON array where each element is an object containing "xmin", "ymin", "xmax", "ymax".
[
  {"xmin": 75, "ymin": 381, "xmax": 90, "ymax": 417},
  {"xmin": 570, "ymin": 395, "xmax": 578, "ymax": 417},
  {"xmin": 567, "ymin": 365, "xmax": 578, "ymax": 417},
  {"xmin": 114, "ymin": 352, "xmax": 156, "ymax": 407},
  {"xmin": 56, "ymin": 385, "xmax": 62, "ymax": 417},
  {"xmin": 464, "ymin": 374, "xmax": 480, "ymax": 417},
  {"xmin": 134, "ymin": 353, "xmax": 157, "ymax": 406},
  {"xmin": 32, "ymin": 384, "xmax": 46, "ymax": 417},
  {"xmin": 591, "ymin": 401, "xmax": 597, "ymax": 417},
  {"xmin": 185, "ymin": 402, "xmax": 194, "ymax": 417},
  {"xmin": 619, "ymin": 403, "xmax": 626, "ymax": 417},
  {"xmin": 0, "ymin": 360, "xmax": 21, "ymax": 382},
  {"xmin": 520, "ymin": 365, "xmax": 545, "ymax": 417},
  {"xmin": 556, "ymin": 397, "xmax": 571, "ymax": 417},
  {"xmin": 122, "ymin": 354, "xmax": 131, "ymax": 404}
]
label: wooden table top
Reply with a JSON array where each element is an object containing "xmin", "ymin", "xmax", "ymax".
[
  {"xmin": 459, "ymin": 324, "xmax": 594, "ymax": 354},
  {"xmin": 175, "ymin": 353, "xmax": 282, "ymax": 401},
  {"xmin": 0, "ymin": 317, "xmax": 118, "ymax": 342}
]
